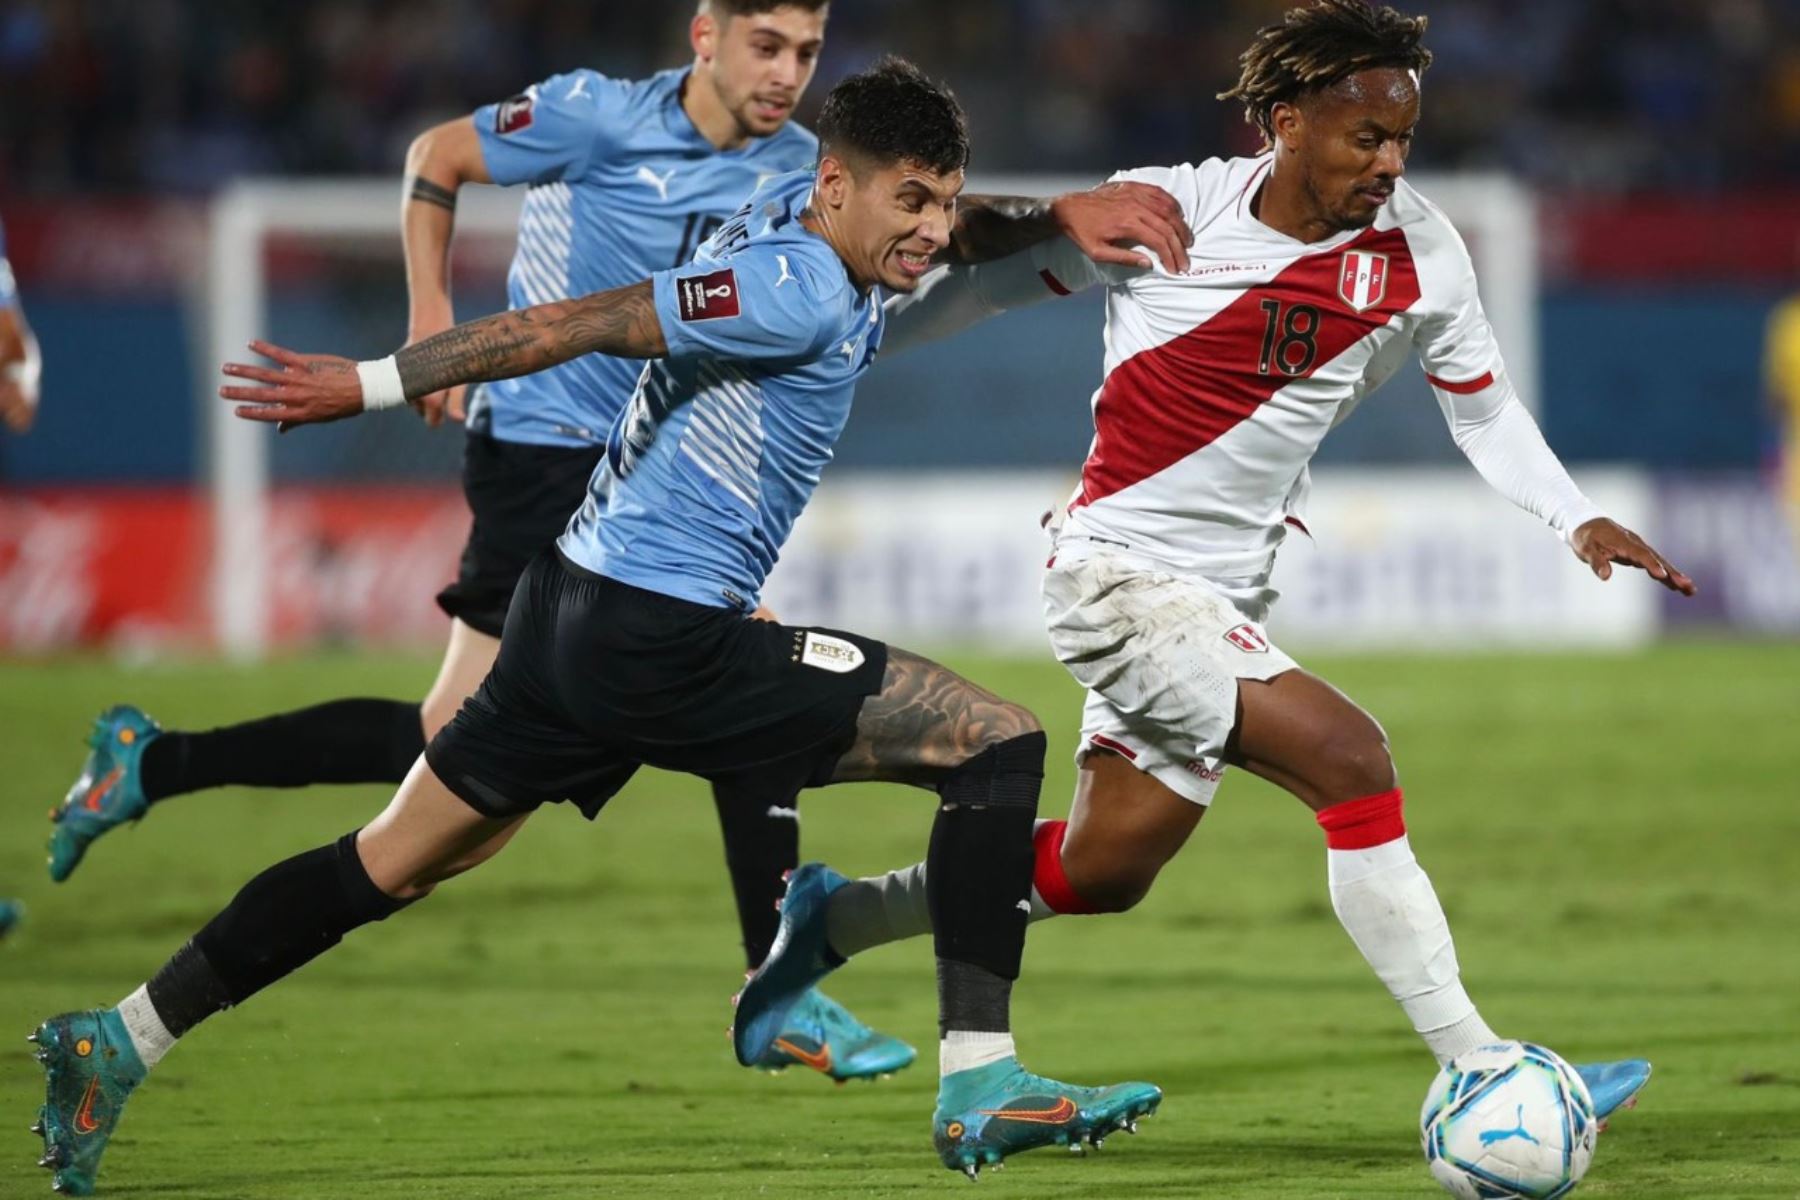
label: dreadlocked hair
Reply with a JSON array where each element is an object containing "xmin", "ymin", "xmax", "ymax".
[{"xmin": 1219, "ymin": 0, "xmax": 1432, "ymax": 147}]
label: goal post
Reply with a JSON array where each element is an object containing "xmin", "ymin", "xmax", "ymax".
[{"xmin": 202, "ymin": 171, "xmax": 1537, "ymax": 658}]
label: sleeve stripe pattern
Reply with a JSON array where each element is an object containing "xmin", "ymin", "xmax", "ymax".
[
  {"xmin": 1425, "ymin": 370, "xmax": 1494, "ymax": 395},
  {"xmin": 1039, "ymin": 268, "xmax": 1071, "ymax": 297}
]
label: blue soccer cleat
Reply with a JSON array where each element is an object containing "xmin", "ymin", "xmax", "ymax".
[
  {"xmin": 49, "ymin": 706, "xmax": 160, "ymax": 883},
  {"xmin": 1576, "ymin": 1058, "xmax": 1652, "ymax": 1122},
  {"xmin": 733, "ymin": 863, "xmax": 849, "ymax": 1068},
  {"xmin": 934, "ymin": 1056, "xmax": 1163, "ymax": 1178},
  {"xmin": 30, "ymin": 1009, "xmax": 147, "ymax": 1196},
  {"xmin": 748, "ymin": 987, "xmax": 917, "ymax": 1082},
  {"xmin": 0, "ymin": 899, "xmax": 22, "ymax": 941}
]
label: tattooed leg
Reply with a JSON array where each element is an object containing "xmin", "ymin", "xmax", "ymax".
[
  {"xmin": 828, "ymin": 648, "xmax": 1046, "ymax": 1043},
  {"xmin": 831, "ymin": 648, "xmax": 1040, "ymax": 787}
]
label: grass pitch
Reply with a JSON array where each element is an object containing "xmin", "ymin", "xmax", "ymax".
[{"xmin": 1, "ymin": 643, "xmax": 1797, "ymax": 1198}]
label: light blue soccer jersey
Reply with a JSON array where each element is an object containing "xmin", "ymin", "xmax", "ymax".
[
  {"xmin": 0, "ymin": 218, "xmax": 16, "ymax": 307},
  {"xmin": 558, "ymin": 171, "xmax": 883, "ymax": 611},
  {"xmin": 473, "ymin": 67, "xmax": 818, "ymax": 447}
]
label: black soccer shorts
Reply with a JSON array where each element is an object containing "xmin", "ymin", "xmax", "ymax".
[
  {"xmin": 435, "ymin": 431, "xmax": 604, "ymax": 638},
  {"xmin": 425, "ymin": 548, "xmax": 889, "ymax": 820}
]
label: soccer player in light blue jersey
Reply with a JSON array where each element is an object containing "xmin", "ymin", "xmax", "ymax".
[
  {"xmin": 49, "ymin": 0, "xmax": 916, "ymax": 1085},
  {"xmin": 33, "ymin": 60, "xmax": 1193, "ymax": 1191}
]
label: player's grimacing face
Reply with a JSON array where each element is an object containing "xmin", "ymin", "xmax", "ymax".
[
  {"xmin": 846, "ymin": 160, "xmax": 963, "ymax": 293},
  {"xmin": 709, "ymin": 7, "xmax": 827, "ymax": 136},
  {"xmin": 1288, "ymin": 67, "xmax": 1419, "ymax": 231}
]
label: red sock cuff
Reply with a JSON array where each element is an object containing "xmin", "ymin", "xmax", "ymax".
[
  {"xmin": 1031, "ymin": 820, "xmax": 1098, "ymax": 915},
  {"xmin": 1315, "ymin": 789, "xmax": 1406, "ymax": 850}
]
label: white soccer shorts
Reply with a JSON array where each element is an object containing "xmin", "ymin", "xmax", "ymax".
[{"xmin": 1042, "ymin": 550, "xmax": 1298, "ymax": 805}]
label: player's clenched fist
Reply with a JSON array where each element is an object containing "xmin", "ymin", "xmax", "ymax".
[{"xmin": 1570, "ymin": 517, "xmax": 1696, "ymax": 595}]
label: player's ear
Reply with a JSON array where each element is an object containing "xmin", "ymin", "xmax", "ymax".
[
  {"xmin": 813, "ymin": 153, "xmax": 852, "ymax": 210},
  {"xmin": 1271, "ymin": 101, "xmax": 1304, "ymax": 153},
  {"xmin": 691, "ymin": 11, "xmax": 718, "ymax": 64}
]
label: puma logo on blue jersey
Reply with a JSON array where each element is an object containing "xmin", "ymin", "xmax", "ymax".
[{"xmin": 636, "ymin": 165, "xmax": 677, "ymax": 201}]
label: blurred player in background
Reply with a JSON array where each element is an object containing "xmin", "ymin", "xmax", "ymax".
[
  {"xmin": 33, "ymin": 60, "xmax": 1183, "ymax": 1191},
  {"xmin": 45, "ymin": 0, "xmax": 923, "ymax": 1081},
  {"xmin": 1766, "ymin": 294, "xmax": 1800, "ymax": 547},
  {"xmin": 0, "ymin": 216, "xmax": 41, "ymax": 435},
  {"xmin": 742, "ymin": 0, "xmax": 1692, "ymax": 1129},
  {"xmin": 0, "ymin": 214, "xmax": 38, "ymax": 940}
]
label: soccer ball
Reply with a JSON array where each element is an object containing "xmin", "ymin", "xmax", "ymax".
[{"xmin": 1420, "ymin": 1041, "xmax": 1598, "ymax": 1199}]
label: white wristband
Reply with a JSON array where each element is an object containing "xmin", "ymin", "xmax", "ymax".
[{"xmin": 355, "ymin": 355, "xmax": 407, "ymax": 411}]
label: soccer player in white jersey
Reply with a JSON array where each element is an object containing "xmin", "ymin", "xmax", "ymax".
[{"xmin": 741, "ymin": 0, "xmax": 1696, "ymax": 1130}]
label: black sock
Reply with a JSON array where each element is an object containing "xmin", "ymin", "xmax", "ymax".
[
  {"xmin": 710, "ymin": 774, "xmax": 802, "ymax": 969},
  {"xmin": 139, "ymin": 698, "xmax": 425, "ymax": 803},
  {"xmin": 927, "ymin": 731, "xmax": 1046, "ymax": 1035},
  {"xmin": 144, "ymin": 832, "xmax": 412, "ymax": 1037}
]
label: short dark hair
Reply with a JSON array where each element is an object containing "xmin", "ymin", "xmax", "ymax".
[
  {"xmin": 1219, "ymin": 0, "xmax": 1432, "ymax": 147},
  {"xmin": 816, "ymin": 56, "xmax": 970, "ymax": 177},
  {"xmin": 701, "ymin": 0, "xmax": 830, "ymax": 18}
]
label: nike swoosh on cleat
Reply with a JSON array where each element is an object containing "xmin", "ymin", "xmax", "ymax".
[
  {"xmin": 978, "ymin": 1096, "xmax": 1078, "ymax": 1125},
  {"xmin": 773, "ymin": 1037, "xmax": 832, "ymax": 1073},
  {"xmin": 72, "ymin": 1077, "xmax": 102, "ymax": 1135},
  {"xmin": 83, "ymin": 768, "xmax": 123, "ymax": 813}
]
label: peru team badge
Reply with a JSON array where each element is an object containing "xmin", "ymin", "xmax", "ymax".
[
  {"xmin": 1338, "ymin": 250, "xmax": 1389, "ymax": 312},
  {"xmin": 1223, "ymin": 623, "xmax": 1269, "ymax": 654}
]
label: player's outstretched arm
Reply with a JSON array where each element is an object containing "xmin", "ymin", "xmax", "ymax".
[
  {"xmin": 945, "ymin": 181, "xmax": 1191, "ymax": 273},
  {"xmin": 1569, "ymin": 518, "xmax": 1695, "ymax": 595},
  {"xmin": 402, "ymin": 116, "xmax": 493, "ymax": 427},
  {"xmin": 222, "ymin": 280, "xmax": 666, "ymax": 431},
  {"xmin": 1433, "ymin": 369, "xmax": 1696, "ymax": 596}
]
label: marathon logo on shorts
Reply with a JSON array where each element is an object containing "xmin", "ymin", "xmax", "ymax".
[
  {"xmin": 677, "ymin": 269, "xmax": 741, "ymax": 322},
  {"xmin": 1338, "ymin": 250, "xmax": 1389, "ymax": 312},
  {"xmin": 797, "ymin": 631, "xmax": 864, "ymax": 674},
  {"xmin": 1184, "ymin": 759, "xmax": 1224, "ymax": 783},
  {"xmin": 495, "ymin": 93, "xmax": 536, "ymax": 135},
  {"xmin": 1223, "ymin": 623, "xmax": 1269, "ymax": 654}
]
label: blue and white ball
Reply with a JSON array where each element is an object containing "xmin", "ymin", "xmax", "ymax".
[{"xmin": 1420, "ymin": 1041, "xmax": 1598, "ymax": 1200}]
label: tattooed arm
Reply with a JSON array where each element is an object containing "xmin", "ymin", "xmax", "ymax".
[
  {"xmin": 401, "ymin": 115, "xmax": 492, "ymax": 426},
  {"xmin": 393, "ymin": 281, "xmax": 666, "ymax": 396},
  {"xmin": 942, "ymin": 181, "xmax": 1193, "ymax": 272},
  {"xmin": 220, "ymin": 281, "xmax": 666, "ymax": 430}
]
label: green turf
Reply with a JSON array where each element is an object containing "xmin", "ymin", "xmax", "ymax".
[{"xmin": 1, "ymin": 643, "xmax": 1797, "ymax": 1198}]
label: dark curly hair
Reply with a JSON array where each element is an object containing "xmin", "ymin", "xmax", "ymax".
[
  {"xmin": 816, "ymin": 56, "xmax": 970, "ymax": 177},
  {"xmin": 702, "ymin": 0, "xmax": 830, "ymax": 16},
  {"xmin": 1219, "ymin": 0, "xmax": 1432, "ymax": 147}
]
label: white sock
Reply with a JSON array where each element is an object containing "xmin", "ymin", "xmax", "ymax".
[
  {"xmin": 940, "ymin": 1030, "xmax": 1015, "ymax": 1076},
  {"xmin": 1327, "ymin": 835, "xmax": 1498, "ymax": 1066},
  {"xmin": 115, "ymin": 985, "xmax": 176, "ymax": 1070}
]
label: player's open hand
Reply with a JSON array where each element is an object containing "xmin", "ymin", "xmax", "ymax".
[
  {"xmin": 222, "ymin": 340, "xmax": 367, "ymax": 433},
  {"xmin": 1051, "ymin": 181, "xmax": 1192, "ymax": 275},
  {"xmin": 1570, "ymin": 517, "xmax": 1696, "ymax": 595}
]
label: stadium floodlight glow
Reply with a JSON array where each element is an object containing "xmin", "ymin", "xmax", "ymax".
[{"xmin": 203, "ymin": 172, "xmax": 1536, "ymax": 659}]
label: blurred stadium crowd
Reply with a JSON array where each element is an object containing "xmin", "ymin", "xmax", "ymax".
[{"xmin": 0, "ymin": 0, "xmax": 1796, "ymax": 194}]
